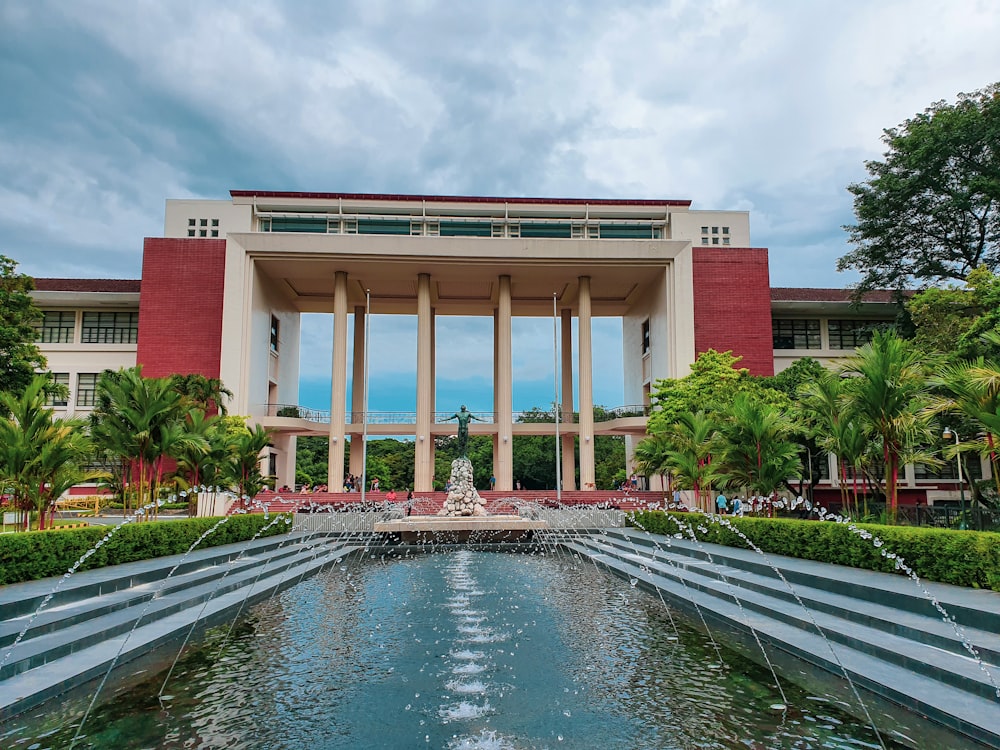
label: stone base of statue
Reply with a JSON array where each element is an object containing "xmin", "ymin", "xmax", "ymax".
[{"xmin": 438, "ymin": 457, "xmax": 487, "ymax": 516}]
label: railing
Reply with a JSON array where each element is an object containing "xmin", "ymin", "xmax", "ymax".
[
  {"xmin": 265, "ymin": 404, "xmax": 650, "ymax": 425},
  {"xmin": 820, "ymin": 502, "xmax": 1000, "ymax": 532}
]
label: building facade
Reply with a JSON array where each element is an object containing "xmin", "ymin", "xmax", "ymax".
[{"xmin": 29, "ymin": 190, "xmax": 985, "ymax": 503}]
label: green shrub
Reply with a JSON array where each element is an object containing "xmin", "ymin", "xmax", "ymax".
[
  {"xmin": 630, "ymin": 511, "xmax": 1000, "ymax": 592},
  {"xmin": 0, "ymin": 514, "xmax": 292, "ymax": 586}
]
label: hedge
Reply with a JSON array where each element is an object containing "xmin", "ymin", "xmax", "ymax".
[
  {"xmin": 0, "ymin": 514, "xmax": 292, "ymax": 586},
  {"xmin": 630, "ymin": 511, "xmax": 1000, "ymax": 592}
]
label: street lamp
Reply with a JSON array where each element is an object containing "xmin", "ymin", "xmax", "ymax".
[{"xmin": 942, "ymin": 427, "xmax": 967, "ymax": 530}]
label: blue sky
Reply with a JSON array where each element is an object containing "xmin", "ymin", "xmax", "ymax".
[{"xmin": 3, "ymin": 1, "xmax": 999, "ymax": 413}]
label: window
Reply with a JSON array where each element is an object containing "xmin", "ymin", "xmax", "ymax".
[
  {"xmin": 188, "ymin": 219, "xmax": 196, "ymax": 227},
  {"xmin": 47, "ymin": 373, "xmax": 70, "ymax": 406},
  {"xmin": 199, "ymin": 229, "xmax": 207, "ymax": 237},
  {"xmin": 723, "ymin": 237, "xmax": 730, "ymax": 245},
  {"xmin": 270, "ymin": 315, "xmax": 280, "ymax": 353},
  {"xmin": 914, "ymin": 460, "xmax": 982, "ymax": 480},
  {"xmin": 722, "ymin": 226, "xmax": 730, "ymax": 234},
  {"xmin": 200, "ymin": 219, "xmax": 208, "ymax": 227},
  {"xmin": 701, "ymin": 237, "xmax": 709, "ymax": 245},
  {"xmin": 712, "ymin": 237, "xmax": 720, "ymax": 244},
  {"xmin": 712, "ymin": 226, "xmax": 719, "ymax": 234},
  {"xmin": 35, "ymin": 311, "xmax": 75, "ymax": 343},
  {"xmin": 440, "ymin": 221, "xmax": 492, "ymax": 237},
  {"xmin": 520, "ymin": 222, "xmax": 572, "ymax": 239},
  {"xmin": 81, "ymin": 312, "xmax": 138, "ymax": 344},
  {"xmin": 268, "ymin": 452, "xmax": 278, "ymax": 478},
  {"xmin": 210, "ymin": 229, "xmax": 219, "ymax": 237},
  {"xmin": 641, "ymin": 319, "xmax": 650, "ymax": 355},
  {"xmin": 701, "ymin": 226, "xmax": 709, "ymax": 234},
  {"xmin": 76, "ymin": 373, "xmax": 98, "ymax": 407},
  {"xmin": 772, "ymin": 319, "xmax": 821, "ymax": 349},
  {"xmin": 828, "ymin": 320, "xmax": 890, "ymax": 350},
  {"xmin": 188, "ymin": 229, "xmax": 195, "ymax": 237},
  {"xmin": 211, "ymin": 219, "xmax": 219, "ymax": 227}
]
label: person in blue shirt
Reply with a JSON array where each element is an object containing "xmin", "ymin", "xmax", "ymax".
[{"xmin": 716, "ymin": 492, "xmax": 728, "ymax": 514}]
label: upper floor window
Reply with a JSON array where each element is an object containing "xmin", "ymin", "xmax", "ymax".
[
  {"xmin": 641, "ymin": 319, "xmax": 650, "ymax": 355},
  {"xmin": 47, "ymin": 373, "xmax": 70, "ymax": 406},
  {"xmin": 81, "ymin": 312, "xmax": 138, "ymax": 344},
  {"xmin": 76, "ymin": 373, "xmax": 98, "ymax": 407},
  {"xmin": 827, "ymin": 320, "xmax": 889, "ymax": 350},
  {"xmin": 772, "ymin": 319, "xmax": 820, "ymax": 349},
  {"xmin": 35, "ymin": 311, "xmax": 75, "ymax": 343},
  {"xmin": 270, "ymin": 315, "xmax": 280, "ymax": 353}
]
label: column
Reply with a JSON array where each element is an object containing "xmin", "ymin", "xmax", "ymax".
[
  {"xmin": 349, "ymin": 305, "xmax": 366, "ymax": 479},
  {"xmin": 328, "ymin": 271, "xmax": 349, "ymax": 492},
  {"xmin": 560, "ymin": 308, "xmax": 576, "ymax": 490},
  {"xmin": 495, "ymin": 275, "xmax": 513, "ymax": 491},
  {"xmin": 415, "ymin": 274, "xmax": 434, "ymax": 491},
  {"xmin": 578, "ymin": 276, "xmax": 596, "ymax": 489}
]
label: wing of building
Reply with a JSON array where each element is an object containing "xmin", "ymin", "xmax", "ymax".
[{"xmin": 30, "ymin": 190, "xmax": 978, "ymax": 505}]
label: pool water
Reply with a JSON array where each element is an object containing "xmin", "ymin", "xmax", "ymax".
[{"xmin": 4, "ymin": 549, "xmax": 936, "ymax": 748}]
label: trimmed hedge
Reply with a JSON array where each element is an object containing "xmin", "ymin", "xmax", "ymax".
[
  {"xmin": 0, "ymin": 514, "xmax": 291, "ymax": 586},
  {"xmin": 630, "ymin": 511, "xmax": 1000, "ymax": 592}
]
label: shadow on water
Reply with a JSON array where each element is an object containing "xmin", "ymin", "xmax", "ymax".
[{"xmin": 0, "ymin": 548, "xmax": 975, "ymax": 749}]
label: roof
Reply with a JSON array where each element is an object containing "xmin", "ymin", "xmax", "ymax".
[
  {"xmin": 33, "ymin": 278, "xmax": 141, "ymax": 293},
  {"xmin": 770, "ymin": 288, "xmax": 908, "ymax": 304},
  {"xmin": 230, "ymin": 190, "xmax": 692, "ymax": 208}
]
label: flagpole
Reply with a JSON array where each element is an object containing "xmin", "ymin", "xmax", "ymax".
[
  {"xmin": 553, "ymin": 292, "xmax": 561, "ymax": 503},
  {"xmin": 361, "ymin": 289, "xmax": 371, "ymax": 503}
]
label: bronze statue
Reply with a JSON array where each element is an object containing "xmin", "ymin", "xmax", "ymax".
[{"xmin": 444, "ymin": 405, "xmax": 484, "ymax": 456}]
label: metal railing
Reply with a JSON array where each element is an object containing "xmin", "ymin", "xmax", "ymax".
[{"xmin": 265, "ymin": 404, "xmax": 650, "ymax": 425}]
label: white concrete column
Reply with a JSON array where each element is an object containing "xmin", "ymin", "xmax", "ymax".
[
  {"xmin": 495, "ymin": 275, "xmax": 513, "ymax": 491},
  {"xmin": 560, "ymin": 308, "xmax": 576, "ymax": 490},
  {"xmin": 578, "ymin": 276, "xmax": 596, "ymax": 490},
  {"xmin": 349, "ymin": 305, "xmax": 366, "ymax": 479},
  {"xmin": 415, "ymin": 273, "xmax": 434, "ymax": 491},
  {"xmin": 328, "ymin": 271, "xmax": 349, "ymax": 491}
]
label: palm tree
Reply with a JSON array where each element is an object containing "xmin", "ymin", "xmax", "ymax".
[
  {"xmin": 225, "ymin": 424, "xmax": 272, "ymax": 501},
  {"xmin": 173, "ymin": 409, "xmax": 226, "ymax": 515},
  {"xmin": 633, "ymin": 433, "xmax": 673, "ymax": 491},
  {"xmin": 171, "ymin": 373, "xmax": 233, "ymax": 415},
  {"xmin": 714, "ymin": 394, "xmax": 801, "ymax": 498},
  {"xmin": 658, "ymin": 410, "xmax": 718, "ymax": 511},
  {"xmin": 839, "ymin": 330, "xmax": 935, "ymax": 522},
  {"xmin": 90, "ymin": 367, "xmax": 194, "ymax": 516},
  {"xmin": 0, "ymin": 375, "xmax": 96, "ymax": 530}
]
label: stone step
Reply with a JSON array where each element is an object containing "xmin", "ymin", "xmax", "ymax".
[
  {"xmin": 0, "ymin": 541, "xmax": 357, "ymax": 721},
  {"xmin": 561, "ymin": 537, "xmax": 1000, "ymax": 747}
]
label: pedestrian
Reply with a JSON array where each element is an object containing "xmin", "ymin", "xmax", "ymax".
[
  {"xmin": 732, "ymin": 496, "xmax": 742, "ymax": 516},
  {"xmin": 386, "ymin": 488, "xmax": 397, "ymax": 503},
  {"xmin": 489, "ymin": 475, "xmax": 496, "ymax": 490},
  {"xmin": 716, "ymin": 492, "xmax": 728, "ymax": 514},
  {"xmin": 406, "ymin": 489, "xmax": 414, "ymax": 516},
  {"xmin": 516, "ymin": 479, "xmax": 522, "ymax": 490},
  {"xmin": 371, "ymin": 476, "xmax": 380, "ymax": 492}
]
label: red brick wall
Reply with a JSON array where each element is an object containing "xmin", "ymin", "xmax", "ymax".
[
  {"xmin": 691, "ymin": 247, "xmax": 774, "ymax": 376},
  {"xmin": 136, "ymin": 238, "xmax": 227, "ymax": 379}
]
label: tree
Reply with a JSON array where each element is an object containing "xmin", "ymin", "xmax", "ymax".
[
  {"xmin": 839, "ymin": 83, "xmax": 1000, "ymax": 294},
  {"xmin": 655, "ymin": 410, "xmax": 719, "ymax": 510},
  {"xmin": 171, "ymin": 373, "xmax": 233, "ymax": 415},
  {"xmin": 907, "ymin": 266, "xmax": 1000, "ymax": 362},
  {"xmin": 0, "ymin": 375, "xmax": 95, "ymax": 530},
  {"xmin": 0, "ymin": 255, "xmax": 46, "ymax": 401},
  {"xmin": 647, "ymin": 350, "xmax": 791, "ymax": 434},
  {"xmin": 714, "ymin": 394, "xmax": 801, "ymax": 499},
  {"xmin": 838, "ymin": 330, "xmax": 936, "ymax": 521},
  {"xmin": 225, "ymin": 424, "xmax": 272, "ymax": 500}
]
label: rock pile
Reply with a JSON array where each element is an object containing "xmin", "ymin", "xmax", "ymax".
[{"xmin": 438, "ymin": 457, "xmax": 487, "ymax": 517}]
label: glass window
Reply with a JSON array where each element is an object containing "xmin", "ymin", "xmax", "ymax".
[
  {"xmin": 270, "ymin": 315, "xmax": 280, "ymax": 353},
  {"xmin": 600, "ymin": 224, "xmax": 656, "ymax": 239},
  {"xmin": 641, "ymin": 319, "xmax": 650, "ymax": 355},
  {"xmin": 35, "ymin": 311, "xmax": 75, "ymax": 343},
  {"xmin": 76, "ymin": 373, "xmax": 98, "ymax": 407},
  {"xmin": 47, "ymin": 373, "xmax": 70, "ymax": 406},
  {"xmin": 772, "ymin": 319, "xmax": 821, "ymax": 349},
  {"xmin": 81, "ymin": 312, "xmax": 138, "ymax": 344},
  {"xmin": 211, "ymin": 218, "xmax": 219, "ymax": 227},
  {"xmin": 712, "ymin": 237, "xmax": 720, "ymax": 244},
  {"xmin": 914, "ymin": 459, "xmax": 982, "ymax": 480},
  {"xmin": 723, "ymin": 226, "xmax": 730, "ymax": 234},
  {"xmin": 199, "ymin": 229, "xmax": 207, "ymax": 237},
  {"xmin": 520, "ymin": 223, "xmax": 572, "ymax": 239},
  {"xmin": 200, "ymin": 219, "xmax": 208, "ymax": 226},
  {"xmin": 210, "ymin": 229, "xmax": 219, "ymax": 237},
  {"xmin": 701, "ymin": 237, "xmax": 709, "ymax": 245},
  {"xmin": 723, "ymin": 237, "xmax": 730, "ymax": 245},
  {"xmin": 357, "ymin": 218, "xmax": 411, "ymax": 235},
  {"xmin": 701, "ymin": 226, "xmax": 708, "ymax": 234},
  {"xmin": 269, "ymin": 217, "xmax": 326, "ymax": 233},
  {"xmin": 188, "ymin": 218, "xmax": 196, "ymax": 226},
  {"xmin": 188, "ymin": 229, "xmax": 195, "ymax": 237},
  {"xmin": 440, "ymin": 221, "xmax": 492, "ymax": 237},
  {"xmin": 712, "ymin": 226, "xmax": 719, "ymax": 234},
  {"xmin": 828, "ymin": 320, "xmax": 891, "ymax": 349}
]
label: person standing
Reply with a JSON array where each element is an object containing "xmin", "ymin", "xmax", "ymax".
[
  {"xmin": 489, "ymin": 475, "xmax": 496, "ymax": 490},
  {"xmin": 732, "ymin": 496, "xmax": 742, "ymax": 516},
  {"xmin": 716, "ymin": 492, "xmax": 728, "ymax": 514},
  {"xmin": 371, "ymin": 476, "xmax": 380, "ymax": 492}
]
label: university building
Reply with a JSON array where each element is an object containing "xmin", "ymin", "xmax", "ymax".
[{"xmin": 30, "ymin": 190, "xmax": 981, "ymax": 503}]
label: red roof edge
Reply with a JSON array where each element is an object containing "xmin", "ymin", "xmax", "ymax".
[
  {"xmin": 33, "ymin": 278, "xmax": 142, "ymax": 293},
  {"xmin": 229, "ymin": 190, "xmax": 692, "ymax": 208},
  {"xmin": 771, "ymin": 287, "xmax": 911, "ymax": 303}
]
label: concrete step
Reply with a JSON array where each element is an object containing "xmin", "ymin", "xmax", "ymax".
[
  {"xmin": 0, "ymin": 540, "xmax": 357, "ymax": 721},
  {"xmin": 561, "ymin": 536, "xmax": 1000, "ymax": 748},
  {"xmin": 590, "ymin": 530, "xmax": 1000, "ymax": 665}
]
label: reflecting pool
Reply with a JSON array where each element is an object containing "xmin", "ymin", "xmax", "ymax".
[{"xmin": 5, "ymin": 550, "xmax": 938, "ymax": 748}]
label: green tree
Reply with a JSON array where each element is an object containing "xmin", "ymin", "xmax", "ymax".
[
  {"xmin": 225, "ymin": 424, "xmax": 272, "ymax": 499},
  {"xmin": 0, "ymin": 375, "xmax": 96, "ymax": 530},
  {"xmin": 839, "ymin": 330, "xmax": 936, "ymax": 521},
  {"xmin": 839, "ymin": 83, "xmax": 1000, "ymax": 294},
  {"xmin": 657, "ymin": 410, "xmax": 719, "ymax": 509},
  {"xmin": 0, "ymin": 255, "xmax": 46, "ymax": 401},
  {"xmin": 171, "ymin": 373, "xmax": 234, "ymax": 415},
  {"xmin": 713, "ymin": 394, "xmax": 801, "ymax": 498},
  {"xmin": 907, "ymin": 266, "xmax": 1000, "ymax": 362}
]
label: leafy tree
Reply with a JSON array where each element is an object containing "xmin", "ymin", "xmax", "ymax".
[
  {"xmin": 838, "ymin": 330, "xmax": 937, "ymax": 521},
  {"xmin": 839, "ymin": 83, "xmax": 1000, "ymax": 294},
  {"xmin": 655, "ymin": 410, "xmax": 718, "ymax": 509},
  {"xmin": 714, "ymin": 394, "xmax": 802, "ymax": 498},
  {"xmin": 647, "ymin": 350, "xmax": 791, "ymax": 434},
  {"xmin": 0, "ymin": 255, "xmax": 46, "ymax": 401},
  {"xmin": 296, "ymin": 435, "xmax": 330, "ymax": 486},
  {"xmin": 0, "ymin": 375, "xmax": 96, "ymax": 529},
  {"xmin": 171, "ymin": 373, "xmax": 233, "ymax": 415},
  {"xmin": 225, "ymin": 424, "xmax": 272, "ymax": 499},
  {"xmin": 907, "ymin": 266, "xmax": 1000, "ymax": 361}
]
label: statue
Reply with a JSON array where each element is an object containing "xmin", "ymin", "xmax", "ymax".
[{"xmin": 443, "ymin": 405, "xmax": 484, "ymax": 457}]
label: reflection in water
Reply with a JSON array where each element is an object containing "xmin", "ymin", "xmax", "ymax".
[{"xmin": 5, "ymin": 550, "xmax": 922, "ymax": 749}]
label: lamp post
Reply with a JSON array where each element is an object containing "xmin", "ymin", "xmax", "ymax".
[{"xmin": 942, "ymin": 427, "xmax": 967, "ymax": 530}]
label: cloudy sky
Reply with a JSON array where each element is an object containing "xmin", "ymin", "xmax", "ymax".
[{"xmin": 2, "ymin": 0, "xmax": 999, "ymax": 413}]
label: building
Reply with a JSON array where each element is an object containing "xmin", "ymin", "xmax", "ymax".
[{"xmin": 29, "ymin": 190, "xmax": 983, "ymax": 504}]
